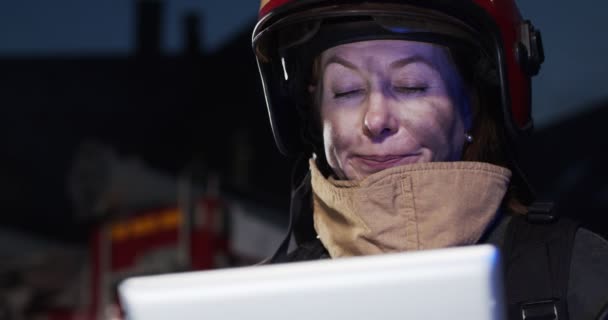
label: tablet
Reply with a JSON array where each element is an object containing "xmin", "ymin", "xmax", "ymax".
[{"xmin": 119, "ymin": 244, "xmax": 505, "ymax": 320}]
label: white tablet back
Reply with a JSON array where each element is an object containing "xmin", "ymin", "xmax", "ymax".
[{"xmin": 119, "ymin": 244, "xmax": 505, "ymax": 320}]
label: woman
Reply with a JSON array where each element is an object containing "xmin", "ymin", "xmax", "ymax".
[{"xmin": 252, "ymin": 0, "xmax": 608, "ymax": 319}]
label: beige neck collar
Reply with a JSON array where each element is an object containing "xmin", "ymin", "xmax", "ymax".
[{"xmin": 310, "ymin": 159, "xmax": 511, "ymax": 258}]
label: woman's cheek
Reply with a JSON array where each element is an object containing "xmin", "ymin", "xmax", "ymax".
[
  {"xmin": 322, "ymin": 111, "xmax": 359, "ymax": 174},
  {"xmin": 324, "ymin": 118, "xmax": 349, "ymax": 155},
  {"xmin": 427, "ymin": 101, "xmax": 464, "ymax": 160},
  {"xmin": 429, "ymin": 98, "xmax": 465, "ymax": 157},
  {"xmin": 397, "ymin": 98, "xmax": 458, "ymax": 160}
]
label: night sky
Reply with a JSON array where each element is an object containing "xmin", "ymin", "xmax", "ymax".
[{"xmin": 0, "ymin": 0, "xmax": 606, "ymax": 127}]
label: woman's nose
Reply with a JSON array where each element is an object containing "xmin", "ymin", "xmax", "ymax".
[{"xmin": 363, "ymin": 91, "xmax": 398, "ymax": 139}]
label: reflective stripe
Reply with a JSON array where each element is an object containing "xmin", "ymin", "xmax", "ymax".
[{"xmin": 110, "ymin": 209, "xmax": 182, "ymax": 242}]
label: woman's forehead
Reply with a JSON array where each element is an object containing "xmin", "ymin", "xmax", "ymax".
[{"xmin": 320, "ymin": 40, "xmax": 447, "ymax": 70}]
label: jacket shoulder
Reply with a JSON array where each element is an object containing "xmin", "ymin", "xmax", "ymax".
[{"xmin": 568, "ymin": 228, "xmax": 608, "ymax": 320}]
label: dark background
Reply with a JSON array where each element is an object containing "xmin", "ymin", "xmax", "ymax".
[{"xmin": 0, "ymin": 0, "xmax": 606, "ymax": 254}]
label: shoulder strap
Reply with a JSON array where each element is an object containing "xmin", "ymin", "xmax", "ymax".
[
  {"xmin": 284, "ymin": 239, "xmax": 329, "ymax": 262},
  {"xmin": 503, "ymin": 205, "xmax": 579, "ymax": 320}
]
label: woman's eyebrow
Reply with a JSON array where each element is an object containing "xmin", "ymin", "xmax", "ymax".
[
  {"xmin": 323, "ymin": 55, "xmax": 358, "ymax": 71},
  {"xmin": 389, "ymin": 55, "xmax": 437, "ymax": 70}
]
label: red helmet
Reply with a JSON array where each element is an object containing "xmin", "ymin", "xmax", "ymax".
[{"xmin": 252, "ymin": 0, "xmax": 544, "ymax": 156}]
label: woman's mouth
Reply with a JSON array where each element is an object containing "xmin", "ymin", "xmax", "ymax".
[{"xmin": 350, "ymin": 154, "xmax": 421, "ymax": 174}]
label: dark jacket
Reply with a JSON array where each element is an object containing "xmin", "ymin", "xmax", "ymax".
[{"xmin": 270, "ymin": 171, "xmax": 608, "ymax": 320}]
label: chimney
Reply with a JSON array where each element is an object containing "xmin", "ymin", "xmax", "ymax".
[
  {"xmin": 184, "ymin": 12, "xmax": 202, "ymax": 56},
  {"xmin": 136, "ymin": 0, "xmax": 163, "ymax": 56}
]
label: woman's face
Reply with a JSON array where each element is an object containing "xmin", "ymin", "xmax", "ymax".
[{"xmin": 318, "ymin": 40, "xmax": 470, "ymax": 180}]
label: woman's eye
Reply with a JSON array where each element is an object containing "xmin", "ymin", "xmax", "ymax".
[
  {"xmin": 393, "ymin": 86, "xmax": 427, "ymax": 94},
  {"xmin": 333, "ymin": 89, "xmax": 364, "ymax": 99}
]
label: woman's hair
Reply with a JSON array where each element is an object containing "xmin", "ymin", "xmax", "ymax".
[
  {"xmin": 301, "ymin": 43, "xmax": 529, "ymax": 215},
  {"xmin": 459, "ymin": 73, "xmax": 529, "ymax": 215}
]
